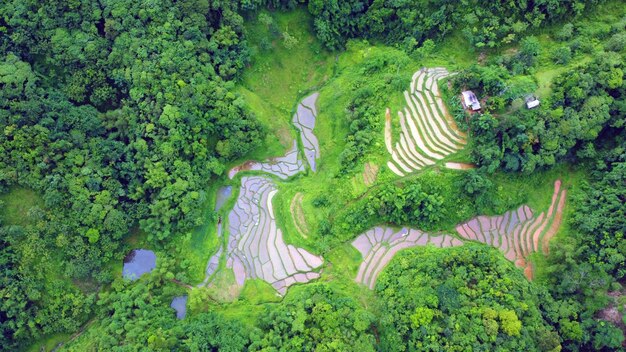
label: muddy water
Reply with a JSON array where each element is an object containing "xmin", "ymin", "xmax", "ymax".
[
  {"xmin": 227, "ymin": 140, "xmax": 304, "ymax": 180},
  {"xmin": 122, "ymin": 249, "xmax": 156, "ymax": 280},
  {"xmin": 170, "ymin": 295, "xmax": 188, "ymax": 319}
]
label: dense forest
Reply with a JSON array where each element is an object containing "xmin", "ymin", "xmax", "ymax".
[{"xmin": 0, "ymin": 0, "xmax": 624, "ymax": 351}]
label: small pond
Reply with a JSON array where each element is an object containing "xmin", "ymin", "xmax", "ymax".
[
  {"xmin": 215, "ymin": 186, "xmax": 233, "ymax": 212},
  {"xmin": 122, "ymin": 249, "xmax": 156, "ymax": 280},
  {"xmin": 170, "ymin": 295, "xmax": 188, "ymax": 319}
]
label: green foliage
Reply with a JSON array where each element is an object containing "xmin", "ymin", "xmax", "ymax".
[
  {"xmin": 552, "ymin": 46, "xmax": 573, "ymax": 64},
  {"xmin": 308, "ymin": 0, "xmax": 367, "ymax": 50},
  {"xmin": 605, "ymin": 32, "xmax": 626, "ymax": 52},
  {"xmin": 1, "ymin": 2, "xmax": 625, "ymax": 351},
  {"xmin": 333, "ymin": 171, "xmax": 474, "ymax": 241},
  {"xmin": 281, "ymin": 30, "xmax": 299, "ymax": 49},
  {"xmin": 337, "ymin": 44, "xmax": 410, "ymax": 173},
  {"xmin": 376, "ymin": 246, "xmax": 561, "ymax": 351},
  {"xmin": 0, "ymin": 2, "xmax": 265, "ymax": 347},
  {"xmin": 251, "ymin": 284, "xmax": 376, "ymax": 351},
  {"xmin": 306, "ymin": 0, "xmax": 604, "ymax": 50},
  {"xmin": 465, "ymin": 52, "xmax": 625, "ymax": 174},
  {"xmin": 556, "ymin": 23, "xmax": 576, "ymax": 41},
  {"xmin": 0, "ymin": 226, "xmax": 94, "ymax": 350},
  {"xmin": 182, "ymin": 312, "xmax": 251, "ymax": 351},
  {"xmin": 1, "ymin": 0, "xmax": 264, "ymax": 245}
]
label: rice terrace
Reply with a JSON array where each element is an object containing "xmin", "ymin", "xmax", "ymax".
[{"xmin": 2, "ymin": 2, "xmax": 625, "ymax": 351}]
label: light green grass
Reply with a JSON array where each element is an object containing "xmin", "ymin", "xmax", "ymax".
[
  {"xmin": 178, "ymin": 180, "xmax": 240, "ymax": 285},
  {"xmin": 242, "ymin": 8, "xmax": 333, "ymax": 112},
  {"xmin": 239, "ymin": 279, "xmax": 284, "ymax": 305},
  {"xmin": 231, "ymin": 7, "xmax": 334, "ymax": 165},
  {"xmin": 0, "ymin": 187, "xmax": 44, "ymax": 226},
  {"xmin": 236, "ymin": 86, "xmax": 294, "ymax": 159},
  {"xmin": 271, "ymin": 43, "xmax": 418, "ymax": 252},
  {"xmin": 426, "ymin": 30, "xmax": 478, "ymax": 69}
]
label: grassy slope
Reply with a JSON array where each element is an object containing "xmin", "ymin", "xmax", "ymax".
[
  {"xmin": 175, "ymin": 7, "xmax": 338, "ymax": 316},
  {"xmin": 177, "ymin": 7, "xmax": 337, "ymax": 288},
  {"xmin": 223, "ymin": 9, "xmax": 596, "ymax": 301},
  {"xmin": 234, "ymin": 7, "xmax": 334, "ymax": 162},
  {"xmin": 533, "ymin": 0, "xmax": 625, "ymax": 97},
  {"xmin": 270, "ymin": 43, "xmax": 415, "ymax": 295}
]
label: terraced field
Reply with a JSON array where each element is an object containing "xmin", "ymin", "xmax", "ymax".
[
  {"xmin": 290, "ymin": 192, "xmax": 310, "ymax": 238},
  {"xmin": 200, "ymin": 246, "xmax": 222, "ymax": 286},
  {"xmin": 385, "ymin": 67, "xmax": 467, "ymax": 176},
  {"xmin": 351, "ymin": 181, "xmax": 566, "ymax": 288},
  {"xmin": 455, "ymin": 180, "xmax": 567, "ymax": 278},
  {"xmin": 363, "ymin": 162, "xmax": 379, "ymax": 186},
  {"xmin": 205, "ymin": 93, "xmax": 324, "ymax": 294},
  {"xmin": 352, "ymin": 227, "xmax": 463, "ymax": 289},
  {"xmin": 226, "ymin": 176, "xmax": 323, "ymax": 294},
  {"xmin": 228, "ymin": 139, "xmax": 304, "ymax": 180},
  {"xmin": 293, "ymin": 92, "xmax": 320, "ymax": 172}
]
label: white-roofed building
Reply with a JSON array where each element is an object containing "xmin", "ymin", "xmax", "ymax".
[
  {"xmin": 461, "ymin": 90, "xmax": 481, "ymax": 111},
  {"xmin": 526, "ymin": 96, "xmax": 540, "ymax": 109}
]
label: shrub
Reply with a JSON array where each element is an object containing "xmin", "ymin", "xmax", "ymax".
[
  {"xmin": 605, "ymin": 32, "xmax": 626, "ymax": 52},
  {"xmin": 282, "ymin": 31, "xmax": 299, "ymax": 49},
  {"xmin": 552, "ymin": 46, "xmax": 572, "ymax": 64},
  {"xmin": 555, "ymin": 23, "xmax": 575, "ymax": 41}
]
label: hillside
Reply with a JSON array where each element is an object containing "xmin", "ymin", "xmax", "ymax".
[{"xmin": 0, "ymin": 1, "xmax": 624, "ymax": 351}]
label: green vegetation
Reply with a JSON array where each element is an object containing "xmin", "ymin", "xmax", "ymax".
[
  {"xmin": 1, "ymin": 1, "xmax": 624, "ymax": 351},
  {"xmin": 377, "ymin": 246, "xmax": 560, "ymax": 351},
  {"xmin": 235, "ymin": 7, "xmax": 333, "ymax": 161}
]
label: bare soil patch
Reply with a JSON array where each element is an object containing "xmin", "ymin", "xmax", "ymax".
[
  {"xmin": 363, "ymin": 162, "xmax": 379, "ymax": 186},
  {"xmin": 444, "ymin": 162, "xmax": 476, "ymax": 170},
  {"xmin": 290, "ymin": 192, "xmax": 310, "ymax": 238}
]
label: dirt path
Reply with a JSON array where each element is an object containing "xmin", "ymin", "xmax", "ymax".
[
  {"xmin": 363, "ymin": 162, "xmax": 379, "ymax": 186},
  {"xmin": 444, "ymin": 162, "xmax": 476, "ymax": 170}
]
